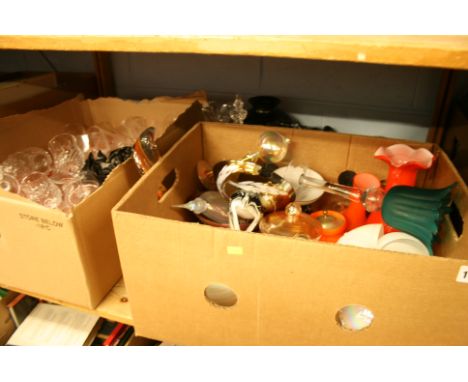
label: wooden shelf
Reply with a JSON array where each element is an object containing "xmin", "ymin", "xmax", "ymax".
[
  {"xmin": 0, "ymin": 278, "xmax": 133, "ymax": 325},
  {"xmin": 1, "ymin": 35, "xmax": 468, "ymax": 70}
]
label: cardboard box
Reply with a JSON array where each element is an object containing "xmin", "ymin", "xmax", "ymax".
[
  {"xmin": 112, "ymin": 122, "xmax": 468, "ymax": 345},
  {"xmin": 0, "ymin": 97, "xmax": 203, "ymax": 309},
  {"xmin": 0, "ymin": 296, "xmax": 16, "ymax": 345},
  {"xmin": 0, "ymin": 72, "xmax": 78, "ymax": 118},
  {"xmin": 442, "ymin": 106, "xmax": 468, "ymax": 184}
]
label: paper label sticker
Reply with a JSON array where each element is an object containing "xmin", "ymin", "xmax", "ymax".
[
  {"xmin": 227, "ymin": 246, "xmax": 243, "ymax": 256},
  {"xmin": 456, "ymin": 266, "xmax": 468, "ymax": 283}
]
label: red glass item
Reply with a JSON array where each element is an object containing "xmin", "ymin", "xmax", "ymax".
[
  {"xmin": 371, "ymin": 144, "xmax": 435, "ymax": 232},
  {"xmin": 374, "ymin": 144, "xmax": 434, "ymax": 192},
  {"xmin": 310, "ymin": 210, "xmax": 346, "ymax": 243}
]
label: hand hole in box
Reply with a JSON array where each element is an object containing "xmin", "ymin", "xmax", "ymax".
[
  {"xmin": 204, "ymin": 283, "xmax": 238, "ymax": 308},
  {"xmin": 156, "ymin": 169, "xmax": 178, "ymax": 203},
  {"xmin": 449, "ymin": 202, "xmax": 463, "ymax": 238},
  {"xmin": 335, "ymin": 304, "xmax": 374, "ymax": 331}
]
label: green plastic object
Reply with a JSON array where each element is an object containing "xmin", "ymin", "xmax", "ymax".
[
  {"xmin": 381, "ymin": 184, "xmax": 456, "ymax": 255},
  {"xmin": 0, "ymin": 288, "xmax": 8, "ymax": 298}
]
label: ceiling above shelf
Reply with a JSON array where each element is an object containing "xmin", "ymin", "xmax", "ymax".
[{"xmin": 1, "ymin": 35, "xmax": 468, "ymax": 70}]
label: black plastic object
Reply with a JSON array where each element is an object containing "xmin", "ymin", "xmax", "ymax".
[
  {"xmin": 338, "ymin": 170, "xmax": 356, "ymax": 187},
  {"xmin": 381, "ymin": 184, "xmax": 456, "ymax": 255},
  {"xmin": 244, "ymin": 96, "xmax": 300, "ymax": 128},
  {"xmin": 82, "ymin": 147, "xmax": 133, "ymax": 184}
]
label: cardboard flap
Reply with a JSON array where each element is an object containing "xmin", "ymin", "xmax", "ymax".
[{"xmin": 115, "ymin": 123, "xmax": 204, "ymax": 218}]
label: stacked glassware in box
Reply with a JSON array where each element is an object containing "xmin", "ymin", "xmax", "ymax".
[{"xmin": 0, "ymin": 116, "xmax": 150, "ymax": 215}]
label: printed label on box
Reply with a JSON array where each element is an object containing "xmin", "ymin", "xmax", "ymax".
[
  {"xmin": 456, "ymin": 266, "xmax": 468, "ymax": 283},
  {"xmin": 19, "ymin": 213, "xmax": 64, "ymax": 231}
]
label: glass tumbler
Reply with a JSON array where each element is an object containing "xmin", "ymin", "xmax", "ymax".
[
  {"xmin": 20, "ymin": 172, "xmax": 63, "ymax": 209},
  {"xmin": 64, "ymin": 122, "xmax": 90, "ymax": 154},
  {"xmin": 0, "ymin": 167, "xmax": 21, "ymax": 194},
  {"xmin": 48, "ymin": 133, "xmax": 85, "ymax": 177},
  {"xmin": 1, "ymin": 151, "xmax": 32, "ymax": 181},
  {"xmin": 86, "ymin": 123, "xmax": 131, "ymax": 155},
  {"xmin": 20, "ymin": 147, "xmax": 53, "ymax": 175},
  {"xmin": 62, "ymin": 178, "xmax": 100, "ymax": 207},
  {"xmin": 119, "ymin": 116, "xmax": 148, "ymax": 142}
]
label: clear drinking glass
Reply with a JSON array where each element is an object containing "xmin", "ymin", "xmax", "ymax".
[
  {"xmin": 1, "ymin": 151, "xmax": 31, "ymax": 181},
  {"xmin": 20, "ymin": 172, "xmax": 63, "ymax": 209},
  {"xmin": 119, "ymin": 116, "xmax": 148, "ymax": 142},
  {"xmin": 87, "ymin": 124, "xmax": 112, "ymax": 155},
  {"xmin": 48, "ymin": 133, "xmax": 85, "ymax": 177},
  {"xmin": 0, "ymin": 167, "xmax": 21, "ymax": 194},
  {"xmin": 20, "ymin": 147, "xmax": 53, "ymax": 175},
  {"xmin": 62, "ymin": 178, "xmax": 99, "ymax": 207},
  {"xmin": 64, "ymin": 122, "xmax": 90, "ymax": 154},
  {"xmin": 87, "ymin": 123, "xmax": 132, "ymax": 155}
]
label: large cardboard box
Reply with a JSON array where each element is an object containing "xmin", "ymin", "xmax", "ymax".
[
  {"xmin": 0, "ymin": 97, "xmax": 203, "ymax": 309},
  {"xmin": 442, "ymin": 106, "xmax": 468, "ymax": 184},
  {"xmin": 112, "ymin": 122, "xmax": 468, "ymax": 345}
]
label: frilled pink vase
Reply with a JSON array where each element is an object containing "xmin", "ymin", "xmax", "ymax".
[
  {"xmin": 367, "ymin": 144, "xmax": 435, "ymax": 230},
  {"xmin": 374, "ymin": 144, "xmax": 435, "ymax": 191}
]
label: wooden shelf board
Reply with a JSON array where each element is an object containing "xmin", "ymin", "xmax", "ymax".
[
  {"xmin": 0, "ymin": 277, "xmax": 133, "ymax": 325},
  {"xmin": 1, "ymin": 35, "xmax": 468, "ymax": 70}
]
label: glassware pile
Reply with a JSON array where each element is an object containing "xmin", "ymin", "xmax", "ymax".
[
  {"xmin": 174, "ymin": 130, "xmax": 455, "ymax": 257},
  {"xmin": 0, "ymin": 116, "xmax": 150, "ymax": 215}
]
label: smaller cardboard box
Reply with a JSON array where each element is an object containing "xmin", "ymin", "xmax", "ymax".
[
  {"xmin": 0, "ymin": 72, "xmax": 78, "ymax": 118},
  {"xmin": 113, "ymin": 122, "xmax": 468, "ymax": 345},
  {"xmin": 0, "ymin": 96, "xmax": 203, "ymax": 309}
]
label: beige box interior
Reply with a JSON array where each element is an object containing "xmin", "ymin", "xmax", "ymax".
[
  {"xmin": 113, "ymin": 122, "xmax": 468, "ymax": 345},
  {"xmin": 0, "ymin": 97, "xmax": 201, "ymax": 309}
]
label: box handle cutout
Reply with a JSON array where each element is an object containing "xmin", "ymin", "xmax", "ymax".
[
  {"xmin": 204, "ymin": 283, "xmax": 238, "ymax": 307},
  {"xmin": 336, "ymin": 304, "xmax": 374, "ymax": 331},
  {"xmin": 449, "ymin": 202, "xmax": 463, "ymax": 238},
  {"xmin": 156, "ymin": 169, "xmax": 178, "ymax": 202}
]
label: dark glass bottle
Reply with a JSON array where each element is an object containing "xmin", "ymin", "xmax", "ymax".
[{"xmin": 244, "ymin": 96, "xmax": 300, "ymax": 128}]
